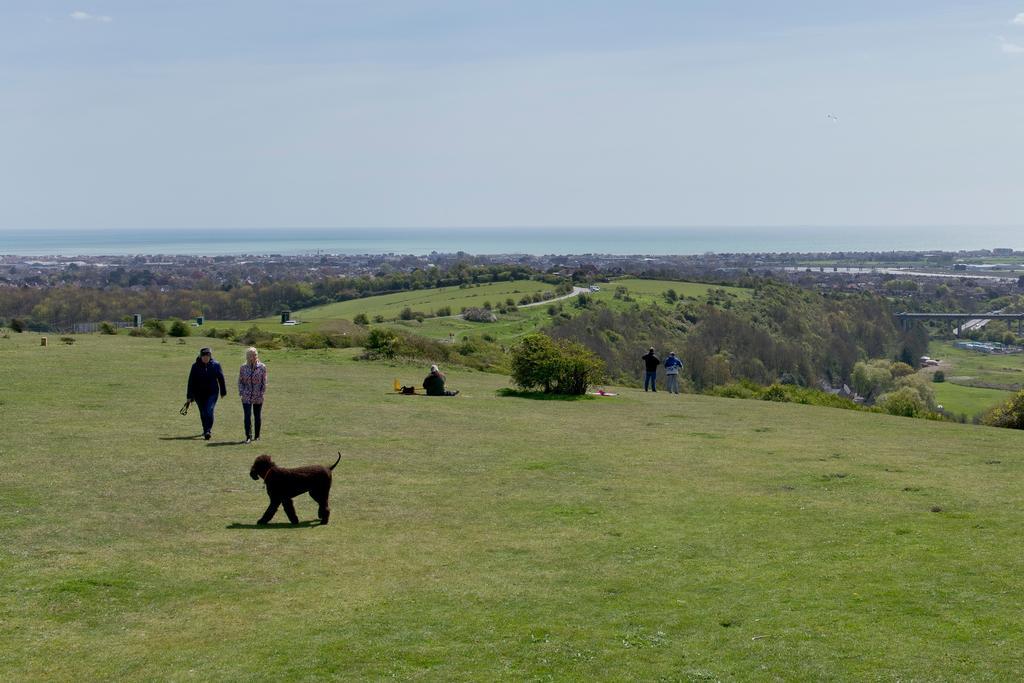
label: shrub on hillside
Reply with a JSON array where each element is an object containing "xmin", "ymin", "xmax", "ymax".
[
  {"xmin": 131, "ymin": 319, "xmax": 167, "ymax": 338},
  {"xmin": 893, "ymin": 374, "xmax": 936, "ymax": 411},
  {"xmin": 463, "ymin": 307, "xmax": 497, "ymax": 323},
  {"xmin": 932, "ymin": 370, "xmax": 945, "ymax": 383},
  {"xmin": 710, "ymin": 383, "xmax": 758, "ymax": 400},
  {"xmin": 10, "ymin": 318, "xmax": 26, "ymax": 333},
  {"xmin": 982, "ymin": 390, "xmax": 1024, "ymax": 429},
  {"xmin": 358, "ymin": 327, "xmax": 468, "ymax": 365},
  {"xmin": 237, "ymin": 326, "xmax": 274, "ymax": 346},
  {"xmin": 364, "ymin": 328, "xmax": 399, "ymax": 358},
  {"xmin": 850, "ymin": 360, "xmax": 895, "ymax": 400},
  {"xmin": 99, "ymin": 321, "xmax": 118, "ymax": 335},
  {"xmin": 352, "ymin": 313, "xmax": 369, "ymax": 326},
  {"xmin": 204, "ymin": 327, "xmax": 237, "ymax": 339},
  {"xmin": 510, "ymin": 334, "xmax": 604, "ymax": 395},
  {"xmin": 168, "ymin": 319, "xmax": 191, "ymax": 337},
  {"xmin": 877, "ymin": 386, "xmax": 927, "ymax": 418},
  {"xmin": 890, "ymin": 362, "xmax": 916, "ymax": 378},
  {"xmin": 709, "ymin": 381, "xmax": 867, "ymax": 411}
]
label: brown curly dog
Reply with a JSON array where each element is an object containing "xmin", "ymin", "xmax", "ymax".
[{"xmin": 249, "ymin": 452, "xmax": 341, "ymax": 525}]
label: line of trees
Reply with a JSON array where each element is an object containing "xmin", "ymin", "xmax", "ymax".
[{"xmin": 0, "ymin": 264, "xmax": 562, "ymax": 332}]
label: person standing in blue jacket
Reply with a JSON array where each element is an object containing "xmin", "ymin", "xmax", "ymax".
[
  {"xmin": 186, "ymin": 347, "xmax": 227, "ymax": 440},
  {"xmin": 664, "ymin": 351, "xmax": 683, "ymax": 394}
]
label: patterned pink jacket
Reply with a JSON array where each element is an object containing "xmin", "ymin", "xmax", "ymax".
[{"xmin": 238, "ymin": 362, "xmax": 267, "ymax": 404}]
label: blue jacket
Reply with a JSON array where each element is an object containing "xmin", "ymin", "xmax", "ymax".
[
  {"xmin": 187, "ymin": 357, "xmax": 227, "ymax": 400},
  {"xmin": 664, "ymin": 356, "xmax": 683, "ymax": 374}
]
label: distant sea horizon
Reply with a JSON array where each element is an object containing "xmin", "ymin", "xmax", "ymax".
[{"xmin": 1, "ymin": 226, "xmax": 1022, "ymax": 257}]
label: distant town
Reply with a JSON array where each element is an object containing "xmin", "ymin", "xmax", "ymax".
[{"xmin": 3, "ymin": 248, "xmax": 1023, "ymax": 295}]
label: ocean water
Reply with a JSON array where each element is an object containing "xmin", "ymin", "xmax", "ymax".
[{"xmin": 0, "ymin": 226, "xmax": 1021, "ymax": 257}]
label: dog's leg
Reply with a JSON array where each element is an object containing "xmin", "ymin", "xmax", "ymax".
[
  {"xmin": 257, "ymin": 497, "xmax": 280, "ymax": 525},
  {"xmin": 311, "ymin": 489, "xmax": 330, "ymax": 524},
  {"xmin": 282, "ymin": 498, "xmax": 300, "ymax": 525}
]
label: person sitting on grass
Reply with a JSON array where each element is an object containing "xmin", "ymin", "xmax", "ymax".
[{"xmin": 423, "ymin": 364, "xmax": 459, "ymax": 396}]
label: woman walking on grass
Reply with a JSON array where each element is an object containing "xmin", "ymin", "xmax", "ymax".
[
  {"xmin": 186, "ymin": 347, "xmax": 227, "ymax": 440},
  {"xmin": 238, "ymin": 347, "xmax": 267, "ymax": 443}
]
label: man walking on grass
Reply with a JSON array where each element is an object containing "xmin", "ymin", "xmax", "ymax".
[
  {"xmin": 642, "ymin": 346, "xmax": 660, "ymax": 392},
  {"xmin": 664, "ymin": 351, "xmax": 683, "ymax": 394}
]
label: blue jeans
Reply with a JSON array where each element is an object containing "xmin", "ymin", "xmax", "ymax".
[
  {"xmin": 644, "ymin": 371, "xmax": 657, "ymax": 391},
  {"xmin": 197, "ymin": 394, "xmax": 218, "ymax": 434},
  {"xmin": 243, "ymin": 402, "xmax": 263, "ymax": 439}
]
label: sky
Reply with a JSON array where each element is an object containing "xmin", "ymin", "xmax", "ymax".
[{"xmin": 1, "ymin": 1, "xmax": 1022, "ymax": 231}]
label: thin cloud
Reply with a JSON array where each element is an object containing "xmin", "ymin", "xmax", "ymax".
[
  {"xmin": 1000, "ymin": 37, "xmax": 1024, "ymax": 54},
  {"xmin": 1013, "ymin": 13, "xmax": 1024, "ymax": 26},
  {"xmin": 70, "ymin": 11, "xmax": 113, "ymax": 23}
]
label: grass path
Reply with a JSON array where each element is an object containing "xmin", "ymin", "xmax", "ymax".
[{"xmin": 2, "ymin": 332, "xmax": 1023, "ymax": 680}]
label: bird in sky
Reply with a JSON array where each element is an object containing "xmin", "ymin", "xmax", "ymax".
[{"xmin": 826, "ymin": 113, "xmax": 839, "ymax": 122}]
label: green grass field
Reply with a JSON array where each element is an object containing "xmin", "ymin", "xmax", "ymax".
[
  {"xmin": 930, "ymin": 381, "xmax": 1012, "ymax": 420},
  {"xmin": 204, "ymin": 278, "xmax": 749, "ymax": 346},
  {"xmin": 208, "ymin": 280, "xmax": 559, "ymax": 332},
  {"xmin": 930, "ymin": 340, "xmax": 1024, "ymax": 391},
  {"xmin": 595, "ymin": 278, "xmax": 751, "ymax": 303},
  {"xmin": 4, "ymin": 332, "xmax": 1024, "ymax": 680},
  {"xmin": 918, "ymin": 340, "xmax": 1024, "ymax": 417}
]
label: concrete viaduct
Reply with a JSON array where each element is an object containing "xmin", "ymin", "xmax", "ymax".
[{"xmin": 896, "ymin": 312, "xmax": 1024, "ymax": 335}]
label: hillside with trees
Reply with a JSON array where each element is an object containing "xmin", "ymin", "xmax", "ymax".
[{"xmin": 547, "ymin": 280, "xmax": 928, "ymax": 391}]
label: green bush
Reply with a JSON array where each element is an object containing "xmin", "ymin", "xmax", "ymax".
[
  {"xmin": 204, "ymin": 327, "xmax": 237, "ymax": 340},
  {"xmin": 877, "ymin": 386, "xmax": 927, "ymax": 418},
  {"xmin": 131, "ymin": 319, "xmax": 167, "ymax": 338},
  {"xmin": 932, "ymin": 370, "xmax": 945, "ymax": 383},
  {"xmin": 509, "ymin": 334, "xmax": 604, "ymax": 395},
  {"xmin": 168, "ymin": 319, "xmax": 191, "ymax": 337},
  {"xmin": 710, "ymin": 381, "xmax": 866, "ymax": 411},
  {"xmin": 99, "ymin": 322, "xmax": 118, "ymax": 335},
  {"xmin": 890, "ymin": 362, "xmax": 916, "ymax": 377},
  {"xmin": 851, "ymin": 359, "xmax": 895, "ymax": 400},
  {"xmin": 10, "ymin": 318, "xmax": 26, "ymax": 333},
  {"xmin": 893, "ymin": 374, "xmax": 936, "ymax": 411},
  {"xmin": 364, "ymin": 328, "xmax": 399, "ymax": 359},
  {"xmin": 712, "ymin": 385, "xmax": 756, "ymax": 399},
  {"xmin": 982, "ymin": 390, "xmax": 1024, "ymax": 429},
  {"xmin": 237, "ymin": 326, "xmax": 274, "ymax": 346},
  {"xmin": 352, "ymin": 313, "xmax": 369, "ymax": 326}
]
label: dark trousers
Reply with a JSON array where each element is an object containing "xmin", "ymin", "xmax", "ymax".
[
  {"xmin": 644, "ymin": 371, "xmax": 658, "ymax": 391},
  {"xmin": 243, "ymin": 402, "xmax": 263, "ymax": 439},
  {"xmin": 198, "ymin": 394, "xmax": 218, "ymax": 434}
]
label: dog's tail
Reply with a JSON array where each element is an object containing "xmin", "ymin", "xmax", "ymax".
[{"xmin": 330, "ymin": 452, "xmax": 342, "ymax": 470}]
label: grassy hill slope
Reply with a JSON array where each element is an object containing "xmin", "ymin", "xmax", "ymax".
[
  {"xmin": 205, "ymin": 278, "xmax": 749, "ymax": 346},
  {"xmin": 2, "ymin": 333, "xmax": 1023, "ymax": 680}
]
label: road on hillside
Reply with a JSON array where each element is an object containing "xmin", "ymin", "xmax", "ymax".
[
  {"xmin": 442, "ymin": 286, "xmax": 592, "ymax": 320},
  {"xmin": 518, "ymin": 286, "xmax": 592, "ymax": 308}
]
